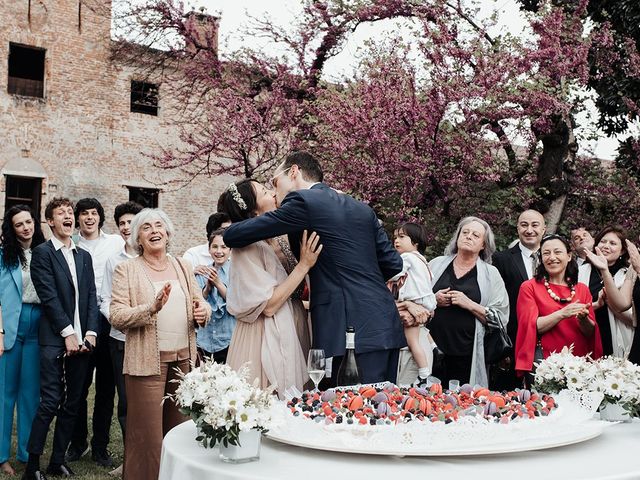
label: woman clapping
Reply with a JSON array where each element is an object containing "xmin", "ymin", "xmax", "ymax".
[
  {"xmin": 515, "ymin": 234, "xmax": 603, "ymax": 381},
  {"xmin": 110, "ymin": 208, "xmax": 211, "ymax": 480}
]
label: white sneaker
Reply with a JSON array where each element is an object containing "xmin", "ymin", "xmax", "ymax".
[{"xmin": 109, "ymin": 464, "xmax": 123, "ymax": 477}]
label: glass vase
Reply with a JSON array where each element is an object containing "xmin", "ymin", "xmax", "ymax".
[
  {"xmin": 219, "ymin": 429, "xmax": 261, "ymax": 463},
  {"xmin": 599, "ymin": 402, "xmax": 632, "ymax": 422}
]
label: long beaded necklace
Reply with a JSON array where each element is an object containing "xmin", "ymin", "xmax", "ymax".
[{"xmin": 544, "ymin": 278, "xmax": 575, "ymax": 303}]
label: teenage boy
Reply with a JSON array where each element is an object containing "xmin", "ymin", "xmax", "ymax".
[
  {"xmin": 66, "ymin": 198, "xmax": 123, "ymax": 468},
  {"xmin": 183, "ymin": 212, "xmax": 231, "ymax": 273},
  {"xmin": 24, "ymin": 197, "xmax": 99, "ymax": 479},
  {"xmin": 98, "ymin": 201, "xmax": 142, "ymax": 474}
]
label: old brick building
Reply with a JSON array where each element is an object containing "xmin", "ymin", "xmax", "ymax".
[{"xmin": 0, "ymin": 0, "xmax": 231, "ymax": 253}]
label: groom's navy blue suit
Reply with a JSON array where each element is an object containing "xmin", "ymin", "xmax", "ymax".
[{"xmin": 224, "ymin": 183, "xmax": 406, "ymax": 383}]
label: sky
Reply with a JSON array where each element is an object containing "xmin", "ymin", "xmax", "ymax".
[{"xmin": 154, "ymin": 0, "xmax": 638, "ymax": 160}]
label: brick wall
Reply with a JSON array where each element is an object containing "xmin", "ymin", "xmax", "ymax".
[{"xmin": 0, "ymin": 0, "xmax": 233, "ymax": 254}]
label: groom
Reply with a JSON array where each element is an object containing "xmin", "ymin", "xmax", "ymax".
[{"xmin": 223, "ymin": 151, "xmax": 406, "ymax": 384}]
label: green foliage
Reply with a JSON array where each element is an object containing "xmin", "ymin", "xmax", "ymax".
[{"xmin": 519, "ymin": 0, "xmax": 640, "ymax": 135}]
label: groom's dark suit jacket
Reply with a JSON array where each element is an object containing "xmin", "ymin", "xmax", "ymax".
[{"xmin": 224, "ymin": 183, "xmax": 406, "ymax": 358}]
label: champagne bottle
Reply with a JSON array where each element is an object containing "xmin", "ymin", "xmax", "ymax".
[{"xmin": 336, "ymin": 326, "xmax": 362, "ymax": 386}]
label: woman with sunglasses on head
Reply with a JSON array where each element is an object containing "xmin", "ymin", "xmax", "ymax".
[
  {"xmin": 583, "ymin": 233, "xmax": 640, "ymax": 363},
  {"xmin": 515, "ymin": 234, "xmax": 603, "ymax": 382},
  {"xmin": 578, "ymin": 225, "xmax": 635, "ymax": 358},
  {"xmin": 0, "ymin": 205, "xmax": 45, "ymax": 475}
]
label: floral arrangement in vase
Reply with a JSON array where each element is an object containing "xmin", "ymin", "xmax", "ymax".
[
  {"xmin": 534, "ymin": 346, "xmax": 640, "ymax": 419},
  {"xmin": 170, "ymin": 360, "xmax": 274, "ymax": 447}
]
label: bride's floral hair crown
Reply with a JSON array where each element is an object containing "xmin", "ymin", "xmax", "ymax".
[{"xmin": 227, "ymin": 183, "xmax": 247, "ymax": 211}]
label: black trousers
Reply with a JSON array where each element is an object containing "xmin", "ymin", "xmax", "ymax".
[
  {"xmin": 197, "ymin": 346, "xmax": 228, "ymax": 365},
  {"xmin": 70, "ymin": 316, "xmax": 115, "ymax": 452},
  {"xmin": 109, "ymin": 337, "xmax": 127, "ymax": 439},
  {"xmin": 432, "ymin": 353, "xmax": 472, "ymax": 386},
  {"xmin": 27, "ymin": 345, "xmax": 90, "ymax": 465},
  {"xmin": 489, "ymin": 358, "xmax": 522, "ymax": 392}
]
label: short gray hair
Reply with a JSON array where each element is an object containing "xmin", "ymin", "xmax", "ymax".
[
  {"xmin": 444, "ymin": 216, "xmax": 496, "ymax": 264},
  {"xmin": 128, "ymin": 208, "xmax": 175, "ymax": 254}
]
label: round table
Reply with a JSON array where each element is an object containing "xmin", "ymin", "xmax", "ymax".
[{"xmin": 159, "ymin": 419, "xmax": 640, "ymax": 480}]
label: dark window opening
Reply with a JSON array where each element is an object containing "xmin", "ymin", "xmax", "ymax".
[
  {"xmin": 128, "ymin": 187, "xmax": 159, "ymax": 208},
  {"xmin": 4, "ymin": 176, "xmax": 42, "ymax": 216},
  {"xmin": 130, "ymin": 80, "xmax": 159, "ymax": 115},
  {"xmin": 8, "ymin": 43, "xmax": 45, "ymax": 98}
]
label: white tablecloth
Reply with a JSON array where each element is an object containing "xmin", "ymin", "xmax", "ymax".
[{"xmin": 159, "ymin": 419, "xmax": 640, "ymax": 480}]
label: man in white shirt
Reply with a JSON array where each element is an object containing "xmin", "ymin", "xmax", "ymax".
[
  {"xmin": 67, "ymin": 198, "xmax": 123, "ymax": 468},
  {"xmin": 24, "ymin": 198, "xmax": 99, "ymax": 480},
  {"xmin": 182, "ymin": 212, "xmax": 231, "ymax": 273},
  {"xmin": 570, "ymin": 226, "xmax": 595, "ymax": 267},
  {"xmin": 492, "ymin": 209, "xmax": 546, "ymax": 390},
  {"xmin": 98, "ymin": 201, "xmax": 142, "ymax": 473}
]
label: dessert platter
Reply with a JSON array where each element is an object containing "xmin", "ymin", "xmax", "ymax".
[{"xmin": 265, "ymin": 383, "xmax": 607, "ymax": 456}]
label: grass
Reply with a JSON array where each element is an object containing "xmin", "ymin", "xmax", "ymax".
[{"xmin": 2, "ymin": 384, "xmax": 124, "ymax": 479}]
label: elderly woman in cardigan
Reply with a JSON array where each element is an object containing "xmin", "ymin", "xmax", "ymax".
[
  {"xmin": 428, "ymin": 216, "xmax": 509, "ymax": 387},
  {"xmin": 110, "ymin": 208, "xmax": 210, "ymax": 480}
]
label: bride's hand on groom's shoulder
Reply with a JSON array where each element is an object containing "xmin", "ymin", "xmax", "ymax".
[{"xmin": 299, "ymin": 230, "xmax": 323, "ymax": 269}]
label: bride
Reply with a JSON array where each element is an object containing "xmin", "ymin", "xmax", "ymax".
[{"xmin": 218, "ymin": 179, "xmax": 322, "ymax": 397}]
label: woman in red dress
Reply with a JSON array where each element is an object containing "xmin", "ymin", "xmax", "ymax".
[{"xmin": 515, "ymin": 234, "xmax": 603, "ymax": 380}]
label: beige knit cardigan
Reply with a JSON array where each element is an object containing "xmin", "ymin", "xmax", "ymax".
[{"xmin": 110, "ymin": 255, "xmax": 211, "ymax": 376}]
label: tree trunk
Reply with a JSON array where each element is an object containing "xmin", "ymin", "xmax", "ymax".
[
  {"xmin": 532, "ymin": 111, "xmax": 577, "ymax": 231},
  {"xmin": 544, "ymin": 194, "xmax": 567, "ymax": 234}
]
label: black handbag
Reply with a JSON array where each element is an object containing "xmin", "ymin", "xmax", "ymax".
[
  {"xmin": 484, "ymin": 319, "xmax": 513, "ymax": 364},
  {"xmin": 533, "ymin": 340, "xmax": 544, "ymax": 366},
  {"xmin": 525, "ymin": 340, "xmax": 544, "ymax": 389}
]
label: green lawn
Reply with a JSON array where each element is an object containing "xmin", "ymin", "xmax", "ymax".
[{"xmin": 3, "ymin": 384, "xmax": 124, "ymax": 479}]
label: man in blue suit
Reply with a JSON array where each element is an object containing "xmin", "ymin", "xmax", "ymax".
[
  {"xmin": 223, "ymin": 151, "xmax": 405, "ymax": 384},
  {"xmin": 23, "ymin": 198, "xmax": 99, "ymax": 480}
]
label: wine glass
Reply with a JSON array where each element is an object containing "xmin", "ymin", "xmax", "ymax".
[{"xmin": 307, "ymin": 349, "xmax": 326, "ymax": 392}]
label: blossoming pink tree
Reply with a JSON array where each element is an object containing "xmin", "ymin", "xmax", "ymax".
[{"xmin": 117, "ymin": 0, "xmax": 640, "ymax": 249}]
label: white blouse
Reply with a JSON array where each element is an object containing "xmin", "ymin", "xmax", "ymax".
[{"xmin": 21, "ymin": 249, "xmax": 40, "ymax": 304}]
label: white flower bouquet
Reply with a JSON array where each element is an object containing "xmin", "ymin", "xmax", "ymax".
[
  {"xmin": 590, "ymin": 355, "xmax": 640, "ymax": 418},
  {"xmin": 170, "ymin": 361, "xmax": 274, "ymax": 447},
  {"xmin": 534, "ymin": 346, "xmax": 640, "ymax": 418}
]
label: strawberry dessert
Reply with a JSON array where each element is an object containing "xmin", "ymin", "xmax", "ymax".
[{"xmin": 286, "ymin": 383, "xmax": 557, "ymax": 426}]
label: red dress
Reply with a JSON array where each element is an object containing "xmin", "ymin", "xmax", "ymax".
[{"xmin": 515, "ymin": 279, "xmax": 603, "ymax": 375}]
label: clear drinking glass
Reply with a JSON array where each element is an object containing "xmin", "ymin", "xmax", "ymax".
[
  {"xmin": 307, "ymin": 349, "xmax": 326, "ymax": 392},
  {"xmin": 425, "ymin": 376, "xmax": 441, "ymax": 388},
  {"xmin": 449, "ymin": 379, "xmax": 460, "ymax": 392}
]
